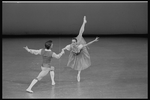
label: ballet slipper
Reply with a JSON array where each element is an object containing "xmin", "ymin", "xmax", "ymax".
[
  {"xmin": 52, "ymin": 81, "xmax": 55, "ymax": 85},
  {"xmin": 77, "ymin": 75, "xmax": 80, "ymax": 82},
  {"xmin": 26, "ymin": 89, "xmax": 33, "ymax": 93}
]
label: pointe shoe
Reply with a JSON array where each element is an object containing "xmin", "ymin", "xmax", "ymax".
[
  {"xmin": 52, "ymin": 82, "xmax": 55, "ymax": 85},
  {"xmin": 26, "ymin": 89, "xmax": 33, "ymax": 93},
  {"xmin": 84, "ymin": 16, "xmax": 87, "ymax": 23},
  {"xmin": 84, "ymin": 16, "xmax": 86, "ymax": 20},
  {"xmin": 77, "ymin": 76, "xmax": 80, "ymax": 82}
]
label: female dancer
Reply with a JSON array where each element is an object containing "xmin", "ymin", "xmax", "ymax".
[
  {"xmin": 62, "ymin": 16, "xmax": 99, "ymax": 82},
  {"xmin": 24, "ymin": 40, "xmax": 64, "ymax": 93}
]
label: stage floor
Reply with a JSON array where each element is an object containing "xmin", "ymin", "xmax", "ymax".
[{"xmin": 2, "ymin": 37, "xmax": 148, "ymax": 98}]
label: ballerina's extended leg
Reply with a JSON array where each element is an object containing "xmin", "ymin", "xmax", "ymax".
[{"xmin": 76, "ymin": 16, "xmax": 87, "ymax": 44}]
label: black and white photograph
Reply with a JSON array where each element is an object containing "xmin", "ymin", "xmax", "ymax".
[{"xmin": 2, "ymin": 1, "xmax": 148, "ymax": 98}]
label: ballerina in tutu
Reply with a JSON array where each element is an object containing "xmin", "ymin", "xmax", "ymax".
[{"xmin": 62, "ymin": 16, "xmax": 99, "ymax": 82}]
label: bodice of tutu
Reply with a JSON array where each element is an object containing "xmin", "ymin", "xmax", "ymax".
[{"xmin": 71, "ymin": 45, "xmax": 80, "ymax": 53}]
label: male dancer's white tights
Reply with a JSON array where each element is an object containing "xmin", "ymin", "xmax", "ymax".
[{"xmin": 26, "ymin": 66, "xmax": 55, "ymax": 93}]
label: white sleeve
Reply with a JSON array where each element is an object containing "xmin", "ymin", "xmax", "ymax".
[
  {"xmin": 52, "ymin": 52, "xmax": 59, "ymax": 58},
  {"xmin": 64, "ymin": 45, "xmax": 71, "ymax": 51},
  {"xmin": 52, "ymin": 52, "xmax": 62, "ymax": 59},
  {"xmin": 29, "ymin": 49, "xmax": 42, "ymax": 55}
]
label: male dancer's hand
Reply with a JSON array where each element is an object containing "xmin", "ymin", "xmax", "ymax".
[
  {"xmin": 62, "ymin": 48, "xmax": 65, "ymax": 52},
  {"xmin": 61, "ymin": 49, "xmax": 65, "ymax": 54},
  {"xmin": 23, "ymin": 46, "xmax": 30, "ymax": 52}
]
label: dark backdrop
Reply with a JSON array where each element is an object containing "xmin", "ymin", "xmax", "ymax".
[{"xmin": 2, "ymin": 1, "xmax": 147, "ymax": 37}]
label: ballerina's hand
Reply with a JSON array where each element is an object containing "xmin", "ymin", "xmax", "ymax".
[
  {"xmin": 94, "ymin": 37, "xmax": 99, "ymax": 42},
  {"xmin": 61, "ymin": 49, "xmax": 65, "ymax": 54}
]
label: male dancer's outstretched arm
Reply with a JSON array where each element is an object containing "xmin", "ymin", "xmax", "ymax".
[
  {"xmin": 24, "ymin": 46, "xmax": 42, "ymax": 55},
  {"xmin": 24, "ymin": 46, "xmax": 64, "ymax": 58},
  {"xmin": 52, "ymin": 49, "xmax": 64, "ymax": 59}
]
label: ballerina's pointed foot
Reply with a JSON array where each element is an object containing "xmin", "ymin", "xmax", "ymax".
[
  {"xmin": 84, "ymin": 19, "xmax": 87, "ymax": 23},
  {"xmin": 52, "ymin": 82, "xmax": 55, "ymax": 85},
  {"xmin": 84, "ymin": 16, "xmax": 87, "ymax": 23},
  {"xmin": 77, "ymin": 76, "xmax": 80, "ymax": 82},
  {"xmin": 26, "ymin": 89, "xmax": 33, "ymax": 93},
  {"xmin": 84, "ymin": 16, "xmax": 86, "ymax": 19}
]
